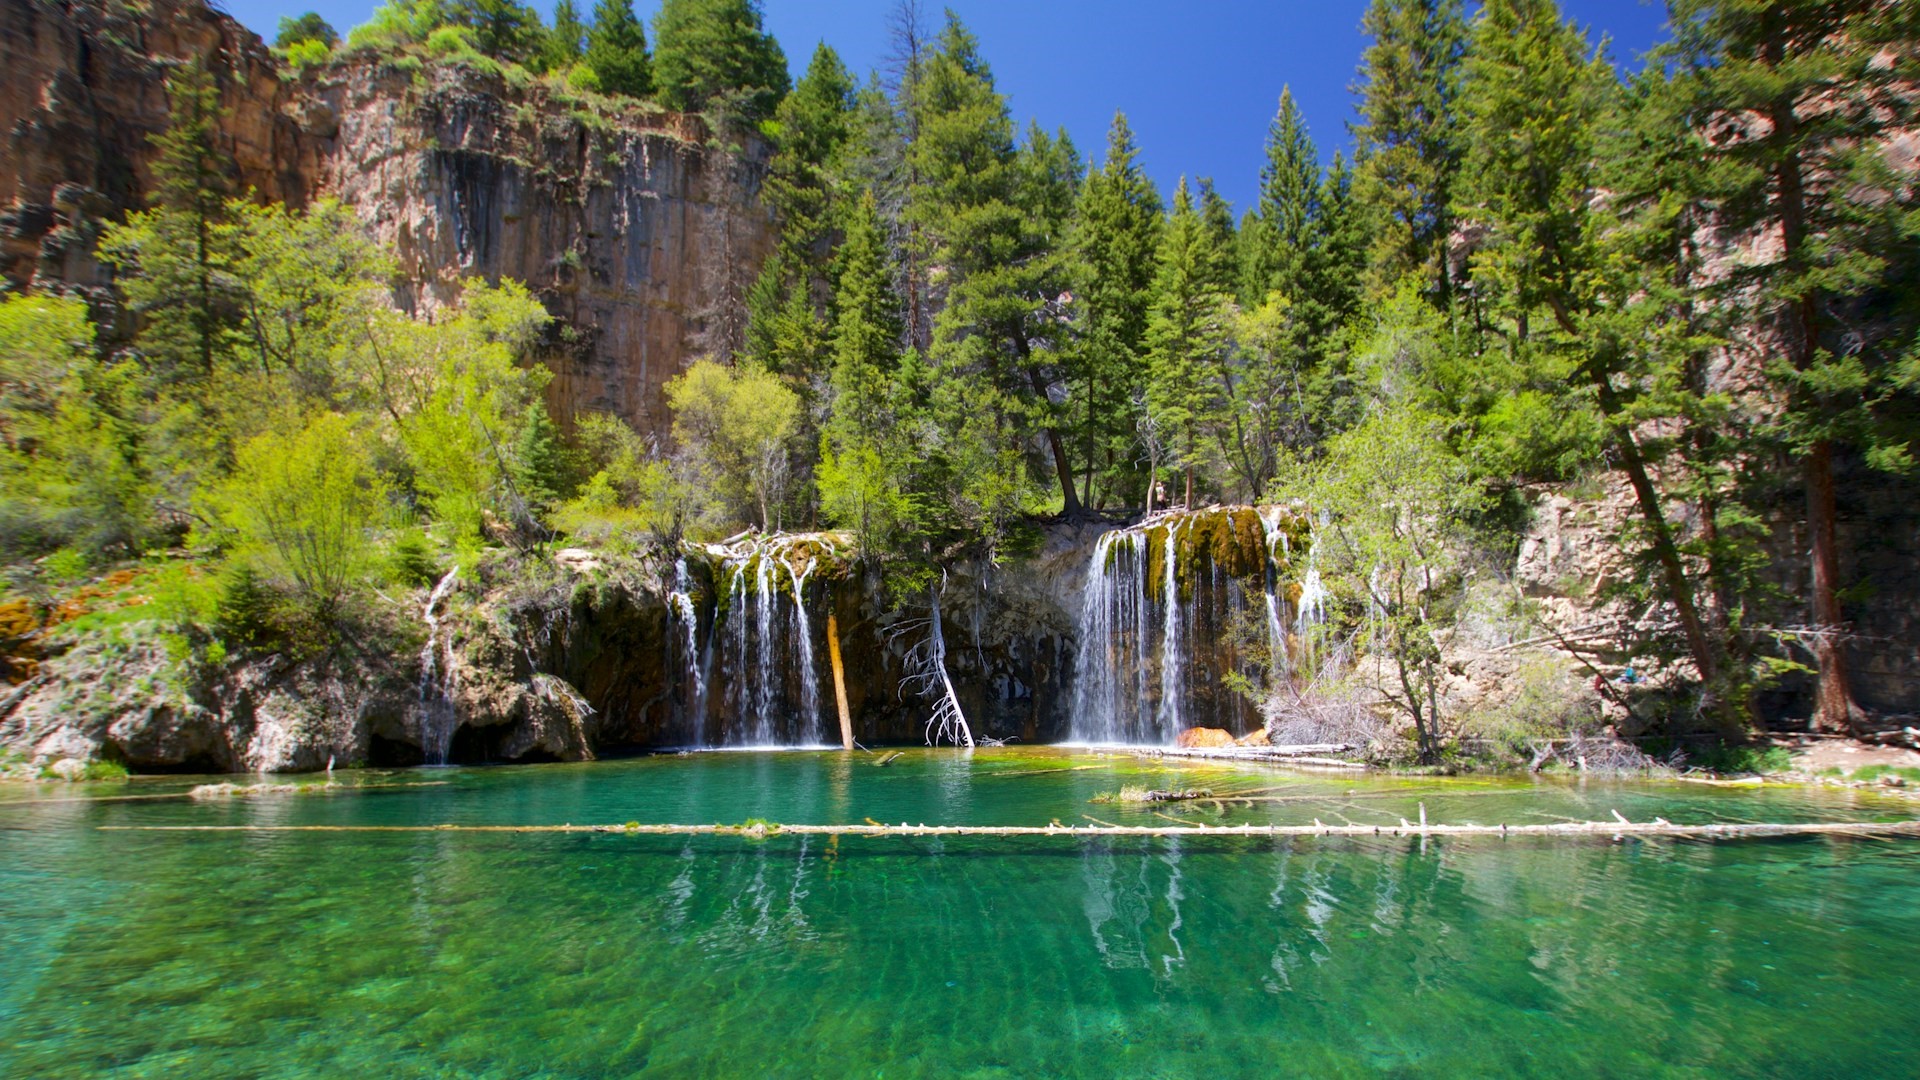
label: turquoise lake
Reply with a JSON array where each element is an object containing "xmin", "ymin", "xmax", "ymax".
[{"xmin": 2, "ymin": 749, "xmax": 1918, "ymax": 1078}]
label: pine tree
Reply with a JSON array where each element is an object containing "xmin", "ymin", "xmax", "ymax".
[
  {"xmin": 901, "ymin": 13, "xmax": 1051, "ymax": 542},
  {"xmin": 1458, "ymin": 0, "xmax": 1736, "ymax": 725},
  {"xmin": 539, "ymin": 0, "xmax": 586, "ymax": 72},
  {"xmin": 275, "ymin": 13, "xmax": 338, "ymax": 49},
  {"xmin": 447, "ymin": 0, "xmax": 539, "ymax": 60},
  {"xmin": 1244, "ymin": 87, "xmax": 1320, "ymax": 307},
  {"xmin": 652, "ymin": 0, "xmax": 789, "ymax": 124},
  {"xmin": 826, "ymin": 191, "xmax": 903, "ymax": 429},
  {"xmin": 1195, "ymin": 179, "xmax": 1239, "ymax": 298},
  {"xmin": 1070, "ymin": 111, "xmax": 1162, "ymax": 509},
  {"xmin": 1665, "ymin": 0, "xmax": 1920, "ymax": 733},
  {"xmin": 585, "ymin": 0, "xmax": 651, "ymax": 98},
  {"xmin": 146, "ymin": 59, "xmax": 234, "ymax": 382},
  {"xmin": 1013, "ymin": 121, "xmax": 1085, "ymax": 516},
  {"xmin": 513, "ymin": 400, "xmax": 570, "ymax": 515},
  {"xmin": 1351, "ymin": 0, "xmax": 1468, "ymax": 301},
  {"xmin": 1314, "ymin": 153, "xmax": 1367, "ymax": 331},
  {"xmin": 1144, "ymin": 179, "xmax": 1232, "ymax": 509},
  {"xmin": 765, "ymin": 43, "xmax": 856, "ymax": 280}
]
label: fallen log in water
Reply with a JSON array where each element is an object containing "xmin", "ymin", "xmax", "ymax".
[
  {"xmin": 95, "ymin": 816, "xmax": 1920, "ymax": 842},
  {"xmin": 1135, "ymin": 746, "xmax": 1368, "ymax": 768}
]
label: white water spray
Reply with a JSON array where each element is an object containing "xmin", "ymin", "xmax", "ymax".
[{"xmin": 419, "ymin": 567, "xmax": 461, "ymax": 765}]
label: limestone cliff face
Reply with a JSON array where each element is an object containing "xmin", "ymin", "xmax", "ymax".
[
  {"xmin": 297, "ymin": 61, "xmax": 773, "ymax": 434},
  {"xmin": 0, "ymin": 0, "xmax": 773, "ymax": 438}
]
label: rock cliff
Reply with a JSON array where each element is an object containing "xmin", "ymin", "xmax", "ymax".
[{"xmin": 0, "ymin": 0, "xmax": 774, "ymax": 437}]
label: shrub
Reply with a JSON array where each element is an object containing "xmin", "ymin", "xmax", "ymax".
[
  {"xmin": 208, "ymin": 412, "xmax": 388, "ymax": 617},
  {"xmin": 387, "ymin": 529, "xmax": 443, "ymax": 588},
  {"xmin": 213, "ymin": 562, "xmax": 279, "ymax": 647},
  {"xmin": 282, "ymin": 38, "xmax": 334, "ymax": 73}
]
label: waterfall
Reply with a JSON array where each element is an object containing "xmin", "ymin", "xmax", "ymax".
[
  {"xmin": 700, "ymin": 533, "xmax": 835, "ymax": 748},
  {"xmin": 418, "ymin": 567, "xmax": 461, "ymax": 765},
  {"xmin": 668, "ymin": 558, "xmax": 707, "ymax": 729},
  {"xmin": 1069, "ymin": 507, "xmax": 1316, "ymax": 745},
  {"xmin": 1154, "ymin": 516, "xmax": 1187, "ymax": 737}
]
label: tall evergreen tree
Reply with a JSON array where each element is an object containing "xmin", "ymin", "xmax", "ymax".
[
  {"xmin": 1315, "ymin": 153, "xmax": 1367, "ymax": 321},
  {"xmin": 1015, "ymin": 121, "xmax": 1086, "ymax": 516},
  {"xmin": 1195, "ymin": 179, "xmax": 1239, "ymax": 298},
  {"xmin": 1351, "ymin": 0, "xmax": 1468, "ymax": 301},
  {"xmin": 136, "ymin": 59, "xmax": 239, "ymax": 384},
  {"xmin": 585, "ymin": 0, "xmax": 651, "ymax": 98},
  {"xmin": 1144, "ymin": 179, "xmax": 1232, "ymax": 509},
  {"xmin": 819, "ymin": 191, "xmax": 920, "ymax": 559},
  {"xmin": 1458, "ymin": 0, "xmax": 1736, "ymax": 725},
  {"xmin": 1244, "ymin": 87, "xmax": 1320, "ymax": 307},
  {"xmin": 447, "ymin": 0, "xmax": 539, "ymax": 60},
  {"xmin": 1666, "ymin": 0, "xmax": 1920, "ymax": 733},
  {"xmin": 652, "ymin": 0, "xmax": 789, "ymax": 124},
  {"xmin": 1071, "ymin": 111, "xmax": 1163, "ymax": 509},
  {"xmin": 827, "ymin": 191, "xmax": 903, "ymax": 429},
  {"xmin": 901, "ymin": 13, "xmax": 1053, "ymax": 541},
  {"xmin": 539, "ymin": 0, "xmax": 586, "ymax": 72},
  {"xmin": 764, "ymin": 43, "xmax": 857, "ymax": 280}
]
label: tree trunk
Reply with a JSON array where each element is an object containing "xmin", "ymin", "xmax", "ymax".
[
  {"xmin": 1023, "ymin": 361, "xmax": 1081, "ymax": 517},
  {"xmin": 1806, "ymin": 440, "xmax": 1864, "ymax": 732},
  {"xmin": 827, "ymin": 609, "xmax": 854, "ymax": 751},
  {"xmin": 1768, "ymin": 86, "xmax": 1862, "ymax": 734},
  {"xmin": 1570, "ymin": 341, "xmax": 1727, "ymax": 725}
]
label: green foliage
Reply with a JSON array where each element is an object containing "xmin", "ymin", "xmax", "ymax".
[
  {"xmin": 444, "ymin": 0, "xmax": 540, "ymax": 61},
  {"xmin": 537, "ymin": 0, "xmax": 586, "ymax": 72},
  {"xmin": 346, "ymin": 0, "xmax": 445, "ymax": 52},
  {"xmin": 281, "ymin": 39, "xmax": 334, "ymax": 72},
  {"xmin": 1687, "ymin": 744, "xmax": 1792, "ymax": 776},
  {"xmin": 386, "ymin": 280, "xmax": 553, "ymax": 539},
  {"xmin": 651, "ymin": 0, "xmax": 787, "ymax": 124},
  {"xmin": 1273, "ymin": 407, "xmax": 1484, "ymax": 761},
  {"xmin": 208, "ymin": 412, "xmax": 389, "ymax": 616},
  {"xmin": 0, "ymin": 294, "xmax": 154, "ymax": 559},
  {"xmin": 513, "ymin": 401, "xmax": 573, "ymax": 514},
  {"xmin": 585, "ymin": 0, "xmax": 651, "ymax": 97},
  {"xmin": 43, "ymin": 548, "xmax": 89, "ymax": 584},
  {"xmin": 213, "ymin": 561, "xmax": 280, "ymax": 647},
  {"xmin": 276, "ymin": 12, "xmax": 339, "ymax": 49},
  {"xmin": 666, "ymin": 360, "xmax": 800, "ymax": 532},
  {"xmin": 1351, "ymin": 0, "xmax": 1468, "ymax": 300},
  {"xmin": 554, "ymin": 413, "xmax": 704, "ymax": 554},
  {"xmin": 1143, "ymin": 178, "xmax": 1232, "ymax": 507},
  {"xmin": 385, "ymin": 528, "xmax": 443, "ymax": 589},
  {"xmin": 1850, "ymin": 765, "xmax": 1920, "ymax": 784},
  {"xmin": 41, "ymin": 759, "xmax": 130, "ymax": 782},
  {"xmin": 763, "ymin": 42, "xmax": 855, "ymax": 282},
  {"xmin": 1071, "ymin": 112, "xmax": 1163, "ymax": 508}
]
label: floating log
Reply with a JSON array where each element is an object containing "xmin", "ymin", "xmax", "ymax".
[
  {"xmin": 1136, "ymin": 746, "xmax": 1367, "ymax": 768},
  {"xmin": 95, "ymin": 818, "xmax": 1920, "ymax": 842}
]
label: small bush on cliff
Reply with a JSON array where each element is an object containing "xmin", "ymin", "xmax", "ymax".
[
  {"xmin": 386, "ymin": 530, "xmax": 443, "ymax": 589},
  {"xmin": 276, "ymin": 12, "xmax": 339, "ymax": 50},
  {"xmin": 213, "ymin": 563, "xmax": 278, "ymax": 648}
]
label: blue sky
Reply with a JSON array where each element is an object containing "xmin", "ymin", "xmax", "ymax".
[{"xmin": 216, "ymin": 0, "xmax": 1673, "ymax": 212}]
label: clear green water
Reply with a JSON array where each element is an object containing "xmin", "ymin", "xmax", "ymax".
[{"xmin": 2, "ymin": 749, "xmax": 1918, "ymax": 1078}]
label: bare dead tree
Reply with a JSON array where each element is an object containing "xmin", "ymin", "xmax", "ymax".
[{"xmin": 891, "ymin": 573, "xmax": 973, "ymax": 747}]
